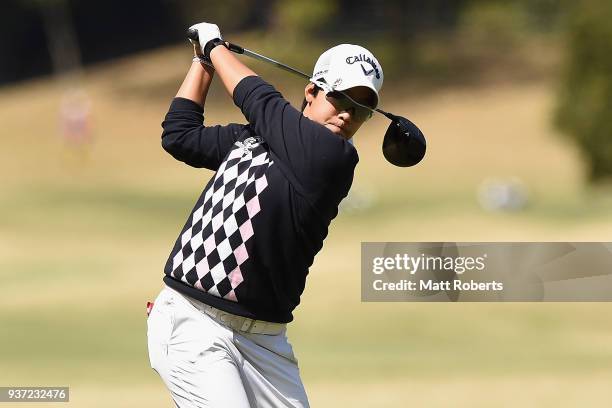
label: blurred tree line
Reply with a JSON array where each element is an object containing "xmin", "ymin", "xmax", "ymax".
[
  {"xmin": 555, "ymin": 0, "xmax": 612, "ymax": 182},
  {"xmin": 1, "ymin": 0, "xmax": 564, "ymax": 84}
]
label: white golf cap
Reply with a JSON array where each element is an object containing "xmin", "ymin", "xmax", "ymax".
[{"xmin": 310, "ymin": 44, "xmax": 384, "ymax": 107}]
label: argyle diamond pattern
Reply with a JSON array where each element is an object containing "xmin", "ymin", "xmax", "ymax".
[{"xmin": 170, "ymin": 138, "xmax": 272, "ymax": 302}]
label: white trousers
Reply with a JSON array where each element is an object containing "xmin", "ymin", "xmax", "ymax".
[{"xmin": 146, "ymin": 286, "xmax": 310, "ymax": 408}]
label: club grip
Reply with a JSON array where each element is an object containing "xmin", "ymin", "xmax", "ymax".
[
  {"xmin": 187, "ymin": 28, "xmax": 199, "ymax": 43},
  {"xmin": 226, "ymin": 42, "xmax": 244, "ymax": 54}
]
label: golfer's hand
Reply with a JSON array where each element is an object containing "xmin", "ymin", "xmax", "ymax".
[{"xmin": 188, "ymin": 22, "xmax": 222, "ymax": 57}]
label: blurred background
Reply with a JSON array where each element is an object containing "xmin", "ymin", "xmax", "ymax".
[{"xmin": 2, "ymin": 0, "xmax": 612, "ymax": 406}]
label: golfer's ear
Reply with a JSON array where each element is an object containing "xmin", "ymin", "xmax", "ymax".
[{"xmin": 304, "ymin": 83, "xmax": 317, "ymax": 104}]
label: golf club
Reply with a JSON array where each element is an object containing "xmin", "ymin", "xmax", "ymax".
[{"xmin": 187, "ymin": 29, "xmax": 426, "ymax": 167}]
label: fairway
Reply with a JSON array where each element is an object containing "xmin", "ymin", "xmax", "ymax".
[{"xmin": 1, "ymin": 44, "xmax": 612, "ymax": 407}]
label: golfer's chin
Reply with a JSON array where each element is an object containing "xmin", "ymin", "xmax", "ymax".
[{"xmin": 325, "ymin": 124, "xmax": 350, "ymax": 140}]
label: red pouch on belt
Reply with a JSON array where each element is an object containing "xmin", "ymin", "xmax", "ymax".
[{"xmin": 146, "ymin": 301, "xmax": 154, "ymax": 317}]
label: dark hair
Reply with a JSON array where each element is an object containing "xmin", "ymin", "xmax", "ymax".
[{"xmin": 300, "ymin": 85, "xmax": 321, "ymax": 112}]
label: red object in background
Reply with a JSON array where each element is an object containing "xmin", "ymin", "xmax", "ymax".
[
  {"xmin": 146, "ymin": 301, "xmax": 154, "ymax": 316},
  {"xmin": 60, "ymin": 89, "xmax": 92, "ymax": 146}
]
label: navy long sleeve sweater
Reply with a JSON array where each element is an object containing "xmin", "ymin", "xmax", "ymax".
[{"xmin": 160, "ymin": 76, "xmax": 358, "ymax": 323}]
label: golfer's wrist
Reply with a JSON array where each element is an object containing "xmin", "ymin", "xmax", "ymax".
[
  {"xmin": 204, "ymin": 38, "xmax": 227, "ymax": 60},
  {"xmin": 209, "ymin": 43, "xmax": 232, "ymax": 67},
  {"xmin": 192, "ymin": 56, "xmax": 215, "ymax": 73}
]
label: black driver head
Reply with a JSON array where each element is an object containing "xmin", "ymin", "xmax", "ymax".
[{"xmin": 382, "ymin": 116, "xmax": 426, "ymax": 167}]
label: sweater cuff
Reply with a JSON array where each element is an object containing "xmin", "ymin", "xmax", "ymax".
[{"xmin": 169, "ymin": 97, "xmax": 204, "ymax": 114}]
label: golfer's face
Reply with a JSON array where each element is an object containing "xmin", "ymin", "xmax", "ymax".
[{"xmin": 310, "ymin": 86, "xmax": 376, "ymax": 140}]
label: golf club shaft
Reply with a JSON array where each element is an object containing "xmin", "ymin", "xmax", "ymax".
[
  {"xmin": 187, "ymin": 29, "xmax": 311, "ymax": 80},
  {"xmin": 231, "ymin": 43, "xmax": 311, "ymax": 80}
]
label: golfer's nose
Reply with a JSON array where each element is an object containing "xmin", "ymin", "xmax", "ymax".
[{"xmin": 338, "ymin": 109, "xmax": 353, "ymax": 122}]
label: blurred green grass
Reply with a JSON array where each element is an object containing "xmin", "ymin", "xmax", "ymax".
[{"xmin": 2, "ymin": 39, "xmax": 612, "ymax": 407}]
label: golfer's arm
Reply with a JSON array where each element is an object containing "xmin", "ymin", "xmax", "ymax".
[
  {"xmin": 175, "ymin": 61, "xmax": 215, "ymax": 107},
  {"xmin": 210, "ymin": 45, "xmax": 257, "ymax": 97}
]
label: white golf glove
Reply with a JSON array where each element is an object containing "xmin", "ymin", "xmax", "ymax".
[{"xmin": 188, "ymin": 22, "xmax": 223, "ymax": 59}]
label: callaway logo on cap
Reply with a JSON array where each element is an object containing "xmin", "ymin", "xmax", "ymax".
[{"xmin": 310, "ymin": 44, "xmax": 384, "ymax": 108}]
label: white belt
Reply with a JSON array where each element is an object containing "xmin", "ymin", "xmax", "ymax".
[{"xmin": 181, "ymin": 293, "xmax": 286, "ymax": 336}]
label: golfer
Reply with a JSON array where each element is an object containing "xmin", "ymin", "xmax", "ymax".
[{"xmin": 147, "ymin": 21, "xmax": 383, "ymax": 407}]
